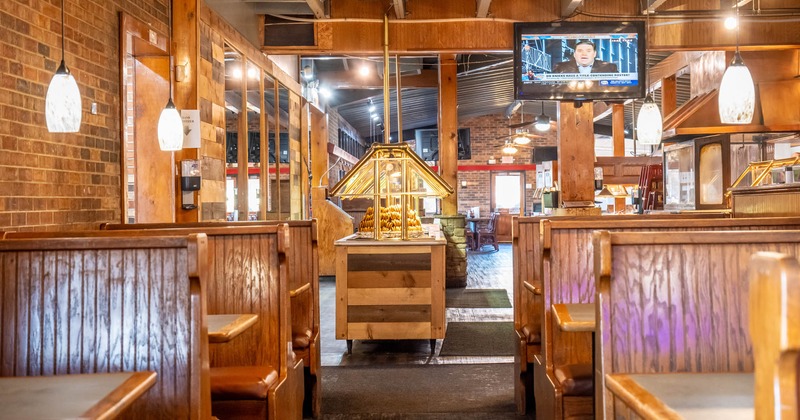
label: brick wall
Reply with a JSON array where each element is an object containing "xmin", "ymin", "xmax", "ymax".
[
  {"xmin": 0, "ymin": 0, "xmax": 169, "ymax": 230},
  {"xmin": 457, "ymin": 114, "xmax": 557, "ymax": 216}
]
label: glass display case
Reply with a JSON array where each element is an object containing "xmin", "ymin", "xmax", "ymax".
[
  {"xmin": 330, "ymin": 143, "xmax": 453, "ymax": 240},
  {"xmin": 663, "ymin": 135, "xmax": 730, "ymax": 211}
]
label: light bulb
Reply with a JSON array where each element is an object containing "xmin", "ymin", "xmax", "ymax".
[
  {"xmin": 502, "ymin": 143, "xmax": 518, "ymax": 155},
  {"xmin": 724, "ymin": 16, "xmax": 738, "ymax": 30},
  {"xmin": 535, "ymin": 114, "xmax": 551, "ymax": 132},
  {"xmin": 513, "ymin": 135, "xmax": 531, "ymax": 145}
]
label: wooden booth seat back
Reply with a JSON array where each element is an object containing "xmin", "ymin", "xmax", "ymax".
[
  {"xmin": 542, "ymin": 216, "xmax": 800, "ymax": 369},
  {"xmin": 102, "ymin": 220, "xmax": 321, "ymax": 416},
  {"xmin": 593, "ymin": 230, "xmax": 800, "ymax": 420},
  {"xmin": 0, "ymin": 235, "xmax": 211, "ymax": 419},
  {"xmin": 511, "ymin": 213, "xmax": 727, "ymax": 415}
]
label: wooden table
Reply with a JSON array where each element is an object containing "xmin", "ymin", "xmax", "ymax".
[
  {"xmin": 208, "ymin": 314, "xmax": 259, "ymax": 343},
  {"xmin": 605, "ymin": 372, "xmax": 754, "ymax": 420},
  {"xmin": 552, "ymin": 303, "xmax": 595, "ymax": 332},
  {"xmin": 0, "ymin": 371, "xmax": 156, "ymax": 419}
]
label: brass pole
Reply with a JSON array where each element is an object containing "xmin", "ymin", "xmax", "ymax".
[
  {"xmin": 383, "ymin": 14, "xmax": 391, "ymax": 143},
  {"xmin": 395, "ymin": 54, "xmax": 403, "ymax": 141}
]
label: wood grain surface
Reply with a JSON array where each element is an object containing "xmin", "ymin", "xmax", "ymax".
[
  {"xmin": 101, "ymin": 220, "xmax": 322, "ymax": 416},
  {"xmin": 594, "ymin": 229, "xmax": 800, "ymax": 419},
  {"xmin": 0, "ymin": 235, "xmax": 210, "ymax": 419}
]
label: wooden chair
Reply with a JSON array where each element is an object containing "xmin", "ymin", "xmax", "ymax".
[
  {"xmin": 749, "ymin": 252, "xmax": 800, "ymax": 419},
  {"xmin": 464, "ymin": 225, "xmax": 476, "ymax": 251},
  {"xmin": 476, "ymin": 212, "xmax": 499, "ymax": 251},
  {"xmin": 0, "ymin": 235, "xmax": 212, "ymax": 419}
]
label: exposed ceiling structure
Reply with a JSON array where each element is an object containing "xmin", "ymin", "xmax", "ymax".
[{"xmin": 208, "ymin": 0, "xmax": 800, "ymax": 141}]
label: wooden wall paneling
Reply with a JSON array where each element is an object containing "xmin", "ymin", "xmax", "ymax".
[{"xmin": 0, "ymin": 235, "xmax": 210, "ymax": 419}]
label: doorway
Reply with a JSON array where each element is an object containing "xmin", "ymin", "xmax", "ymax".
[
  {"xmin": 120, "ymin": 13, "xmax": 174, "ymax": 223},
  {"xmin": 491, "ymin": 171, "xmax": 524, "ymax": 214}
]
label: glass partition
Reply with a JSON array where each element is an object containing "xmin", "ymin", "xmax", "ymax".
[
  {"xmin": 224, "ymin": 44, "xmax": 243, "ymax": 220},
  {"xmin": 243, "ymin": 60, "xmax": 260, "ymax": 220},
  {"xmin": 262, "ymin": 73, "xmax": 276, "ymax": 217},
  {"xmin": 276, "ymin": 83, "xmax": 290, "ymax": 218}
]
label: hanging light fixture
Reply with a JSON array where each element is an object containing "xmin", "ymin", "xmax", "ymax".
[
  {"xmin": 512, "ymin": 132, "xmax": 531, "ymax": 145},
  {"xmin": 157, "ymin": 0, "xmax": 184, "ymax": 151},
  {"xmin": 534, "ymin": 101, "xmax": 551, "ymax": 132},
  {"xmin": 502, "ymin": 141, "xmax": 518, "ymax": 155},
  {"xmin": 46, "ymin": 0, "xmax": 81, "ymax": 133},
  {"xmin": 718, "ymin": 2, "xmax": 754, "ymax": 124},
  {"xmin": 637, "ymin": 9, "xmax": 663, "ymax": 145}
]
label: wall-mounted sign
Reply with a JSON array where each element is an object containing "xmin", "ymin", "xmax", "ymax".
[{"xmin": 181, "ymin": 110, "xmax": 200, "ymax": 148}]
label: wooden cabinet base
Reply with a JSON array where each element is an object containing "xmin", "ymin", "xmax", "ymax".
[{"xmin": 335, "ymin": 236, "xmax": 446, "ymax": 349}]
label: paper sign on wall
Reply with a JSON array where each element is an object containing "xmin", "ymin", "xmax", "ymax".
[{"xmin": 181, "ymin": 110, "xmax": 200, "ymax": 148}]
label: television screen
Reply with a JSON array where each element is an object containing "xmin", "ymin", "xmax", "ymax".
[{"xmin": 514, "ymin": 21, "xmax": 646, "ymax": 102}]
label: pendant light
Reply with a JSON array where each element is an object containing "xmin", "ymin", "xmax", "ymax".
[
  {"xmin": 512, "ymin": 102, "xmax": 531, "ymax": 145},
  {"xmin": 637, "ymin": 9, "xmax": 663, "ymax": 145},
  {"xmin": 502, "ymin": 141, "xmax": 518, "ymax": 155},
  {"xmin": 157, "ymin": 0, "xmax": 184, "ymax": 151},
  {"xmin": 534, "ymin": 101, "xmax": 551, "ymax": 132},
  {"xmin": 718, "ymin": 2, "xmax": 755, "ymax": 124},
  {"xmin": 46, "ymin": 0, "xmax": 81, "ymax": 133}
]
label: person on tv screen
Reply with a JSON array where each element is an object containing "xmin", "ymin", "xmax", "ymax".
[{"xmin": 553, "ymin": 40, "xmax": 618, "ymax": 74}]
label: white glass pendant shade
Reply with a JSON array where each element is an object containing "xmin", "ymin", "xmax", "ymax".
[
  {"xmin": 46, "ymin": 60, "xmax": 82, "ymax": 133},
  {"xmin": 157, "ymin": 98, "xmax": 184, "ymax": 151},
  {"xmin": 535, "ymin": 114, "xmax": 551, "ymax": 132},
  {"xmin": 513, "ymin": 134, "xmax": 531, "ymax": 145},
  {"xmin": 718, "ymin": 52, "xmax": 755, "ymax": 124},
  {"xmin": 636, "ymin": 94, "xmax": 663, "ymax": 145},
  {"xmin": 502, "ymin": 142, "xmax": 518, "ymax": 155}
]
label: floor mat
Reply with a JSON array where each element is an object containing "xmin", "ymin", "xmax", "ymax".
[
  {"xmin": 438, "ymin": 322, "xmax": 515, "ymax": 357},
  {"xmin": 322, "ymin": 363, "xmax": 515, "ymax": 415},
  {"xmin": 445, "ymin": 288, "xmax": 511, "ymax": 309}
]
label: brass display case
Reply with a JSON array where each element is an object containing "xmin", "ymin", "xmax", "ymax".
[{"xmin": 330, "ymin": 143, "xmax": 453, "ymax": 240}]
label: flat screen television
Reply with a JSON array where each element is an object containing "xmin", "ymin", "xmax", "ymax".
[{"xmin": 514, "ymin": 21, "xmax": 646, "ymax": 102}]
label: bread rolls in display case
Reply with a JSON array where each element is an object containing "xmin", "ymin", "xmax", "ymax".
[{"xmin": 330, "ymin": 143, "xmax": 453, "ymax": 240}]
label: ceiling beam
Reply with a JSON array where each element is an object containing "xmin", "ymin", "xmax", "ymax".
[
  {"xmin": 561, "ymin": 0, "xmax": 582, "ymax": 18},
  {"xmin": 305, "ymin": 0, "xmax": 326, "ymax": 19},
  {"xmin": 319, "ymin": 69, "xmax": 439, "ymax": 89},
  {"xmin": 393, "ymin": 0, "xmax": 406, "ymax": 19},
  {"xmin": 476, "ymin": 0, "xmax": 492, "ymax": 18},
  {"xmin": 644, "ymin": 0, "xmax": 669, "ymax": 13}
]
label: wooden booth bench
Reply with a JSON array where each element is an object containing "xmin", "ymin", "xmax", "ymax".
[
  {"xmin": 593, "ymin": 230, "xmax": 800, "ymax": 419},
  {"xmin": 6, "ymin": 225, "xmax": 303, "ymax": 420},
  {"xmin": 0, "ymin": 234, "xmax": 212, "ymax": 419},
  {"xmin": 102, "ymin": 220, "xmax": 321, "ymax": 418},
  {"xmin": 511, "ymin": 212, "xmax": 727, "ymax": 415}
]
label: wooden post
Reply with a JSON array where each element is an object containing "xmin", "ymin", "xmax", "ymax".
[
  {"xmin": 173, "ymin": 0, "xmax": 200, "ymax": 222},
  {"xmin": 310, "ymin": 105, "xmax": 328, "ymax": 189},
  {"xmin": 556, "ymin": 101, "xmax": 599, "ymax": 215},
  {"xmin": 661, "ymin": 74, "xmax": 677, "ymax": 116},
  {"xmin": 300, "ymin": 102, "xmax": 311, "ymax": 219},
  {"xmin": 612, "ymin": 103, "xmax": 626, "ymax": 212},
  {"xmin": 438, "ymin": 54, "xmax": 458, "ymax": 215}
]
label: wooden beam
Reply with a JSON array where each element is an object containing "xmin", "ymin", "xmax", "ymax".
[
  {"xmin": 661, "ymin": 74, "xmax": 677, "ymax": 116},
  {"xmin": 393, "ymin": 0, "xmax": 406, "ymax": 19},
  {"xmin": 561, "ymin": 0, "xmax": 583, "ymax": 17},
  {"xmin": 476, "ymin": 0, "xmax": 492, "ymax": 18},
  {"xmin": 265, "ymin": 18, "xmax": 800, "ymax": 55},
  {"xmin": 319, "ymin": 69, "xmax": 438, "ymax": 89},
  {"xmin": 558, "ymin": 102, "xmax": 596, "ymax": 207},
  {"xmin": 645, "ymin": 0, "xmax": 669, "ymax": 13},
  {"xmin": 305, "ymin": 0, "xmax": 326, "ymax": 19},
  {"xmin": 438, "ymin": 54, "xmax": 458, "ymax": 216}
]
